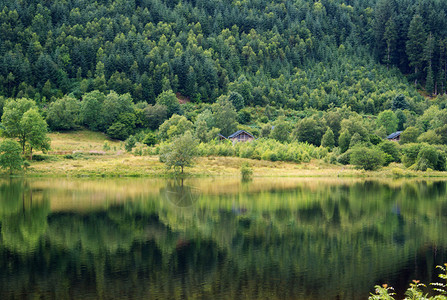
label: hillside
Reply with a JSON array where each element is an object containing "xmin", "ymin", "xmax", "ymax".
[
  {"xmin": 2, "ymin": 0, "xmax": 447, "ymax": 174},
  {"xmin": 1, "ymin": 0, "xmax": 444, "ymax": 108}
]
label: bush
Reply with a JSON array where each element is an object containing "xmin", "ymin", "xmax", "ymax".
[
  {"xmin": 379, "ymin": 141, "xmax": 401, "ymax": 165},
  {"xmin": 143, "ymin": 132, "xmax": 158, "ymax": 146},
  {"xmin": 103, "ymin": 141, "xmax": 111, "ymax": 151},
  {"xmin": 337, "ymin": 150, "xmax": 352, "ymax": 165},
  {"xmin": 417, "ymin": 130, "xmax": 441, "ymax": 145},
  {"xmin": 0, "ymin": 139, "xmax": 23, "ymax": 174},
  {"xmin": 401, "ymin": 143, "xmax": 423, "ymax": 168},
  {"xmin": 400, "ymin": 126, "xmax": 420, "ymax": 144},
  {"xmin": 414, "ymin": 145, "xmax": 446, "ymax": 171},
  {"xmin": 32, "ymin": 154, "xmax": 51, "ymax": 161},
  {"xmin": 240, "ymin": 162, "xmax": 253, "ymax": 181},
  {"xmin": 350, "ymin": 147, "xmax": 385, "ymax": 170},
  {"xmin": 125, "ymin": 135, "xmax": 136, "ymax": 152},
  {"xmin": 107, "ymin": 122, "xmax": 129, "ymax": 140}
]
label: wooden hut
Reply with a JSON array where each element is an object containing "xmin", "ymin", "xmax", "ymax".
[
  {"xmin": 386, "ymin": 131, "xmax": 402, "ymax": 142},
  {"xmin": 228, "ymin": 130, "xmax": 255, "ymax": 142}
]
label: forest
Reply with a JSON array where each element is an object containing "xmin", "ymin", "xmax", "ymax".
[{"xmin": 2, "ymin": 0, "xmax": 447, "ymax": 171}]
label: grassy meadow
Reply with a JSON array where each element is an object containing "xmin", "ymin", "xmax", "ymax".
[{"xmin": 0, "ymin": 130, "xmax": 443, "ymax": 178}]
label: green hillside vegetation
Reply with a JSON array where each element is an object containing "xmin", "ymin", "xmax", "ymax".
[{"xmin": 1, "ymin": 0, "xmax": 447, "ymax": 173}]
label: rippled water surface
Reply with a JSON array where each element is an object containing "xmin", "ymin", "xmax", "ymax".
[{"xmin": 0, "ymin": 178, "xmax": 446, "ymax": 299}]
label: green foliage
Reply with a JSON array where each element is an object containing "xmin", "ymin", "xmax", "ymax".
[
  {"xmin": 237, "ymin": 109, "xmax": 251, "ymax": 124},
  {"xmin": 156, "ymin": 90, "xmax": 180, "ymax": 117},
  {"xmin": 80, "ymin": 91, "xmax": 105, "ymax": 131},
  {"xmin": 400, "ymin": 126, "xmax": 420, "ymax": 144},
  {"xmin": 337, "ymin": 150, "xmax": 352, "ymax": 165},
  {"xmin": 143, "ymin": 104, "xmax": 168, "ymax": 130},
  {"xmin": 350, "ymin": 147, "xmax": 385, "ymax": 170},
  {"xmin": 1, "ymin": 98, "xmax": 37, "ymax": 140},
  {"xmin": 213, "ymin": 97, "xmax": 238, "ymax": 137},
  {"xmin": 2, "ymin": 98, "xmax": 50, "ymax": 158},
  {"xmin": 46, "ymin": 96, "xmax": 81, "ymax": 131},
  {"xmin": 417, "ymin": 130, "xmax": 441, "ymax": 145},
  {"xmin": 321, "ymin": 128, "xmax": 335, "ymax": 149},
  {"xmin": 415, "ymin": 145, "xmax": 445, "ymax": 171},
  {"xmin": 349, "ymin": 132, "xmax": 364, "ymax": 149},
  {"xmin": 107, "ymin": 122, "xmax": 129, "ymax": 140},
  {"xmin": 401, "ymin": 143, "xmax": 423, "ymax": 168},
  {"xmin": 261, "ymin": 124, "xmax": 272, "ymax": 138},
  {"xmin": 159, "ymin": 131, "xmax": 198, "ymax": 174},
  {"xmin": 379, "ymin": 141, "xmax": 401, "ymax": 165},
  {"xmin": 103, "ymin": 141, "xmax": 110, "ymax": 151},
  {"xmin": 369, "ymin": 264, "xmax": 447, "ymax": 300},
  {"xmin": 0, "ymin": 139, "xmax": 23, "ymax": 174},
  {"xmin": 377, "ymin": 110, "xmax": 398, "ymax": 135},
  {"xmin": 100, "ymin": 92, "xmax": 134, "ymax": 131},
  {"xmin": 338, "ymin": 130, "xmax": 351, "ymax": 153},
  {"xmin": 195, "ymin": 138, "xmax": 322, "ymax": 163},
  {"xmin": 124, "ymin": 135, "xmax": 136, "ymax": 153},
  {"xmin": 21, "ymin": 108, "xmax": 50, "ymax": 158},
  {"xmin": 270, "ymin": 117, "xmax": 290, "ymax": 143},
  {"xmin": 294, "ymin": 118, "xmax": 325, "ymax": 146},
  {"xmin": 159, "ymin": 114, "xmax": 194, "ymax": 141},
  {"xmin": 143, "ymin": 132, "xmax": 158, "ymax": 147},
  {"xmin": 392, "ymin": 94, "xmax": 410, "ymax": 111},
  {"xmin": 407, "ymin": 15, "xmax": 427, "ymax": 81},
  {"xmin": 369, "ymin": 134, "xmax": 383, "ymax": 145},
  {"xmin": 240, "ymin": 162, "xmax": 253, "ymax": 181},
  {"xmin": 228, "ymin": 92, "xmax": 245, "ymax": 111}
]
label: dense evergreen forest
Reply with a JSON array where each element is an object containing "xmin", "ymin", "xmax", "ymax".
[
  {"xmin": 2, "ymin": 0, "xmax": 445, "ymax": 105},
  {"xmin": 2, "ymin": 0, "xmax": 447, "ymax": 171}
]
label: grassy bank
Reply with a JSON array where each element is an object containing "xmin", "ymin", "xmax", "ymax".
[{"xmin": 6, "ymin": 130, "xmax": 447, "ymax": 178}]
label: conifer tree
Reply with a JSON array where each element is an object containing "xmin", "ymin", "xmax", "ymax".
[{"xmin": 406, "ymin": 15, "xmax": 427, "ymax": 84}]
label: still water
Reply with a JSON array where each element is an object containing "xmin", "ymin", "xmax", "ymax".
[{"xmin": 0, "ymin": 177, "xmax": 446, "ymax": 299}]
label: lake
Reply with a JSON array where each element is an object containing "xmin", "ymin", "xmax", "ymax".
[{"xmin": 0, "ymin": 177, "xmax": 446, "ymax": 299}]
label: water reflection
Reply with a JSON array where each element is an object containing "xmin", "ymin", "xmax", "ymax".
[{"xmin": 0, "ymin": 178, "xmax": 446, "ymax": 299}]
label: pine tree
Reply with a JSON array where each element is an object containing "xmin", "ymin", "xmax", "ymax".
[
  {"xmin": 424, "ymin": 33, "xmax": 435, "ymax": 95},
  {"xmin": 406, "ymin": 15, "xmax": 427, "ymax": 84},
  {"xmin": 426, "ymin": 64, "xmax": 434, "ymax": 96},
  {"xmin": 321, "ymin": 127, "xmax": 335, "ymax": 150},
  {"xmin": 383, "ymin": 18, "xmax": 397, "ymax": 68}
]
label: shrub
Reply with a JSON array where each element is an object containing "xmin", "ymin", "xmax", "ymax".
[
  {"xmin": 337, "ymin": 150, "xmax": 352, "ymax": 165},
  {"xmin": 321, "ymin": 127, "xmax": 335, "ymax": 149},
  {"xmin": 417, "ymin": 130, "xmax": 441, "ymax": 145},
  {"xmin": 32, "ymin": 154, "xmax": 51, "ymax": 161},
  {"xmin": 124, "ymin": 135, "xmax": 136, "ymax": 152},
  {"xmin": 0, "ymin": 139, "xmax": 23, "ymax": 174},
  {"xmin": 107, "ymin": 122, "xmax": 129, "ymax": 140},
  {"xmin": 143, "ymin": 132, "xmax": 158, "ymax": 146},
  {"xmin": 240, "ymin": 162, "xmax": 253, "ymax": 181},
  {"xmin": 401, "ymin": 143, "xmax": 423, "ymax": 168},
  {"xmin": 350, "ymin": 146, "xmax": 385, "ymax": 170},
  {"xmin": 414, "ymin": 145, "xmax": 446, "ymax": 171},
  {"xmin": 400, "ymin": 126, "xmax": 420, "ymax": 144},
  {"xmin": 103, "ymin": 141, "xmax": 111, "ymax": 151},
  {"xmin": 379, "ymin": 141, "xmax": 401, "ymax": 165}
]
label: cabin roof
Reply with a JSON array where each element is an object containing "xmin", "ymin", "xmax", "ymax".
[
  {"xmin": 386, "ymin": 131, "xmax": 402, "ymax": 139},
  {"xmin": 228, "ymin": 130, "xmax": 254, "ymax": 139}
]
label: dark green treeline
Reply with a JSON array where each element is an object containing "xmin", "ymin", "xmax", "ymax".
[{"xmin": 0, "ymin": 0, "xmax": 445, "ymax": 109}]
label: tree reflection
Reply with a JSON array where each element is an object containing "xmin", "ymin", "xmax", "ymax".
[{"xmin": 0, "ymin": 179, "xmax": 446, "ymax": 299}]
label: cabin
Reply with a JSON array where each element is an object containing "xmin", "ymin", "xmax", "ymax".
[
  {"xmin": 217, "ymin": 134, "xmax": 227, "ymax": 141},
  {"xmin": 386, "ymin": 131, "xmax": 402, "ymax": 142},
  {"xmin": 228, "ymin": 130, "xmax": 255, "ymax": 143}
]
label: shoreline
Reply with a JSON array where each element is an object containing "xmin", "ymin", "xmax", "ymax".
[{"xmin": 5, "ymin": 154, "xmax": 447, "ymax": 179}]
